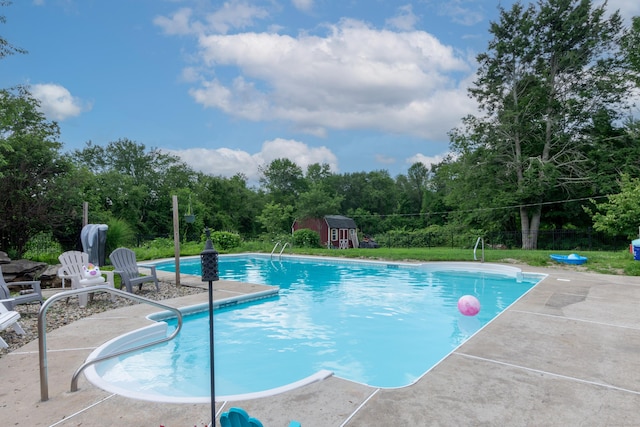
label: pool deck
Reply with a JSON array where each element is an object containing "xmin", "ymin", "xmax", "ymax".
[{"xmin": 1, "ymin": 264, "xmax": 640, "ymax": 426}]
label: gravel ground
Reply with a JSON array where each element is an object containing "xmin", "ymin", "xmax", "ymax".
[{"xmin": 0, "ymin": 282, "xmax": 206, "ymax": 357}]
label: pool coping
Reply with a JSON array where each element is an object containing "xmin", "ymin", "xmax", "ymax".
[{"xmin": 1, "ymin": 261, "xmax": 640, "ymax": 426}]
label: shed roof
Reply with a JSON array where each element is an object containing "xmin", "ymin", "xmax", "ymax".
[{"xmin": 324, "ymin": 215, "xmax": 357, "ymax": 229}]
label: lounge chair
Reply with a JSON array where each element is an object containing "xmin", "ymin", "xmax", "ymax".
[
  {"xmin": 109, "ymin": 248, "xmax": 159, "ymax": 293},
  {"xmin": 58, "ymin": 251, "xmax": 115, "ymax": 308},
  {"xmin": 0, "ymin": 266, "xmax": 43, "ymax": 310},
  {"xmin": 0, "ymin": 298, "xmax": 26, "ymax": 348},
  {"xmin": 219, "ymin": 407, "xmax": 301, "ymax": 427}
]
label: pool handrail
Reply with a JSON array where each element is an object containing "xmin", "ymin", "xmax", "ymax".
[
  {"xmin": 37, "ymin": 285, "xmax": 183, "ymax": 401},
  {"xmin": 270, "ymin": 241, "xmax": 281, "ymax": 258},
  {"xmin": 270, "ymin": 241, "xmax": 290, "ymax": 260},
  {"xmin": 474, "ymin": 236, "xmax": 485, "ymax": 262},
  {"xmin": 278, "ymin": 242, "xmax": 289, "ymax": 258}
]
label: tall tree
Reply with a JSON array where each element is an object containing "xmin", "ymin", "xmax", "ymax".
[
  {"xmin": 259, "ymin": 158, "xmax": 306, "ymax": 207},
  {"xmin": 194, "ymin": 173, "xmax": 263, "ymax": 236},
  {"xmin": 295, "ymin": 163, "xmax": 343, "ymax": 219},
  {"xmin": 0, "ymin": 87, "xmax": 76, "ymax": 256},
  {"xmin": 395, "ymin": 162, "xmax": 433, "ymax": 228},
  {"xmin": 71, "ymin": 139, "xmax": 193, "ymax": 236},
  {"xmin": 620, "ymin": 16, "xmax": 640, "ymax": 87},
  {"xmin": 0, "ymin": 1, "xmax": 27, "ymax": 171},
  {"xmin": 451, "ymin": 0, "xmax": 631, "ymax": 248}
]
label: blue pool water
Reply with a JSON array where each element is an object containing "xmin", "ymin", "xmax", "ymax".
[{"xmin": 92, "ymin": 255, "xmax": 544, "ymax": 401}]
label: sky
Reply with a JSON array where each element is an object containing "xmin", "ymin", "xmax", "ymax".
[{"xmin": 2, "ymin": 0, "xmax": 638, "ymax": 184}]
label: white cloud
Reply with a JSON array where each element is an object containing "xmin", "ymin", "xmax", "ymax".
[
  {"xmin": 596, "ymin": 0, "xmax": 640, "ymax": 22},
  {"xmin": 292, "ymin": 0, "xmax": 314, "ymax": 13},
  {"xmin": 406, "ymin": 152, "xmax": 449, "ymax": 169},
  {"xmin": 386, "ymin": 4, "xmax": 419, "ymax": 31},
  {"xmin": 205, "ymin": 1, "xmax": 269, "ymax": 34},
  {"xmin": 30, "ymin": 83, "xmax": 90, "ymax": 121},
  {"xmin": 375, "ymin": 154, "xmax": 396, "ymax": 165},
  {"xmin": 257, "ymin": 138, "xmax": 338, "ymax": 171},
  {"xmin": 174, "ymin": 17, "xmax": 476, "ymax": 141},
  {"xmin": 154, "ymin": 1, "xmax": 269, "ymax": 36},
  {"xmin": 165, "ymin": 138, "xmax": 338, "ymax": 182},
  {"xmin": 438, "ymin": 1, "xmax": 484, "ymax": 27},
  {"xmin": 153, "ymin": 8, "xmax": 196, "ymax": 36}
]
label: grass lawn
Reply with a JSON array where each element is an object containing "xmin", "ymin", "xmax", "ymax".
[
  {"xmin": 132, "ymin": 241, "xmax": 640, "ymax": 277},
  {"xmin": 285, "ymin": 247, "xmax": 640, "ymax": 276}
]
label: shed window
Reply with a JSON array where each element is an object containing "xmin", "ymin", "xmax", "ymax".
[{"xmin": 331, "ymin": 228, "xmax": 338, "ymax": 241}]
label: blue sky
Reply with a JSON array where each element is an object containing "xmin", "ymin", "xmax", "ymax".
[{"xmin": 2, "ymin": 0, "xmax": 638, "ymax": 183}]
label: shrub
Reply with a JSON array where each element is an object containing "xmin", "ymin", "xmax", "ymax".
[
  {"xmin": 105, "ymin": 218, "xmax": 136, "ymax": 254},
  {"xmin": 293, "ymin": 229, "xmax": 321, "ymax": 248},
  {"xmin": 22, "ymin": 231, "xmax": 63, "ymax": 264},
  {"xmin": 209, "ymin": 231, "xmax": 241, "ymax": 251}
]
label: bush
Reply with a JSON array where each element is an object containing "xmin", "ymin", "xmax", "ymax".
[
  {"xmin": 209, "ymin": 231, "xmax": 242, "ymax": 251},
  {"xmin": 293, "ymin": 229, "xmax": 321, "ymax": 248},
  {"xmin": 22, "ymin": 231, "xmax": 63, "ymax": 264},
  {"xmin": 105, "ymin": 218, "xmax": 136, "ymax": 254}
]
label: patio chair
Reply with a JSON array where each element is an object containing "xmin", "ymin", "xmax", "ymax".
[
  {"xmin": 58, "ymin": 251, "xmax": 115, "ymax": 308},
  {"xmin": 109, "ymin": 248, "xmax": 159, "ymax": 293},
  {"xmin": 0, "ymin": 266, "xmax": 43, "ymax": 310},
  {"xmin": 219, "ymin": 407, "xmax": 301, "ymax": 427},
  {"xmin": 0, "ymin": 298, "xmax": 26, "ymax": 348}
]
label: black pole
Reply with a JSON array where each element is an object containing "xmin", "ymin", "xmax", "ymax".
[
  {"xmin": 208, "ymin": 279, "xmax": 215, "ymax": 422},
  {"xmin": 200, "ymin": 228, "xmax": 219, "ymax": 426}
]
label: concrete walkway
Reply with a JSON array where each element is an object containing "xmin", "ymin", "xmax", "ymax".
[{"xmin": 1, "ymin": 266, "xmax": 639, "ymax": 426}]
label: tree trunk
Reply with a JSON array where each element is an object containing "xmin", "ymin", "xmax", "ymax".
[{"xmin": 520, "ymin": 204, "xmax": 542, "ymax": 249}]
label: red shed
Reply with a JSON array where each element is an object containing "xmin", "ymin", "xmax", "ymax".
[{"xmin": 292, "ymin": 215, "xmax": 359, "ymax": 249}]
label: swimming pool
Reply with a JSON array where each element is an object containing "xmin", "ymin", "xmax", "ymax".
[{"xmin": 85, "ymin": 255, "xmax": 545, "ymax": 403}]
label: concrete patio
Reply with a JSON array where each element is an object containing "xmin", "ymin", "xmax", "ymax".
[{"xmin": 1, "ymin": 265, "xmax": 639, "ymax": 426}]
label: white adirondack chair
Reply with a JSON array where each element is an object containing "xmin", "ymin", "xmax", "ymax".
[
  {"xmin": 0, "ymin": 299, "xmax": 25, "ymax": 348},
  {"xmin": 58, "ymin": 251, "xmax": 115, "ymax": 307}
]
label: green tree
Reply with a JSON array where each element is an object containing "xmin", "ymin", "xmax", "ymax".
[
  {"xmin": 71, "ymin": 139, "xmax": 194, "ymax": 237},
  {"xmin": 0, "ymin": 87, "xmax": 77, "ymax": 256},
  {"xmin": 305, "ymin": 162, "xmax": 333, "ymax": 184},
  {"xmin": 337, "ymin": 170, "xmax": 397, "ymax": 216},
  {"xmin": 295, "ymin": 163, "xmax": 343, "ymax": 219},
  {"xmin": 589, "ymin": 174, "xmax": 640, "ymax": 239},
  {"xmin": 259, "ymin": 158, "xmax": 306, "ymax": 206},
  {"xmin": 296, "ymin": 185, "xmax": 344, "ymax": 219},
  {"xmin": 394, "ymin": 162, "xmax": 433, "ymax": 228},
  {"xmin": 451, "ymin": 0, "xmax": 631, "ymax": 249},
  {"xmin": 194, "ymin": 173, "xmax": 263, "ymax": 236},
  {"xmin": 256, "ymin": 202, "xmax": 294, "ymax": 236},
  {"xmin": 0, "ymin": 1, "xmax": 27, "ymax": 171},
  {"xmin": 620, "ymin": 16, "xmax": 640, "ymax": 87}
]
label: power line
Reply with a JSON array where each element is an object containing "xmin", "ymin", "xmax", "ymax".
[{"xmin": 348, "ymin": 195, "xmax": 609, "ymax": 219}]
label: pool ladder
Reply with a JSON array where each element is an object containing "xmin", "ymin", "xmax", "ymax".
[
  {"xmin": 474, "ymin": 236, "xmax": 485, "ymax": 262},
  {"xmin": 270, "ymin": 241, "xmax": 289, "ymax": 259},
  {"xmin": 37, "ymin": 285, "xmax": 183, "ymax": 402}
]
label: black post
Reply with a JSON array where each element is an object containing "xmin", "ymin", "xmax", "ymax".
[{"xmin": 200, "ymin": 228, "xmax": 219, "ymax": 426}]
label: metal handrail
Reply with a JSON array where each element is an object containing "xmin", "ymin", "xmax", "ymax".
[
  {"xmin": 278, "ymin": 242, "xmax": 289, "ymax": 259},
  {"xmin": 270, "ymin": 241, "xmax": 281, "ymax": 259},
  {"xmin": 474, "ymin": 236, "xmax": 485, "ymax": 262},
  {"xmin": 38, "ymin": 285, "xmax": 183, "ymax": 401}
]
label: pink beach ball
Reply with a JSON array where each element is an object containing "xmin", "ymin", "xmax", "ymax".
[{"xmin": 458, "ymin": 295, "xmax": 481, "ymax": 317}]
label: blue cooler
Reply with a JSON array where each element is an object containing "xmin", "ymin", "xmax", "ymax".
[{"xmin": 633, "ymin": 239, "xmax": 640, "ymax": 260}]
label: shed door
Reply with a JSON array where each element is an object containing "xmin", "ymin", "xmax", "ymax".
[{"xmin": 339, "ymin": 229, "xmax": 349, "ymax": 249}]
